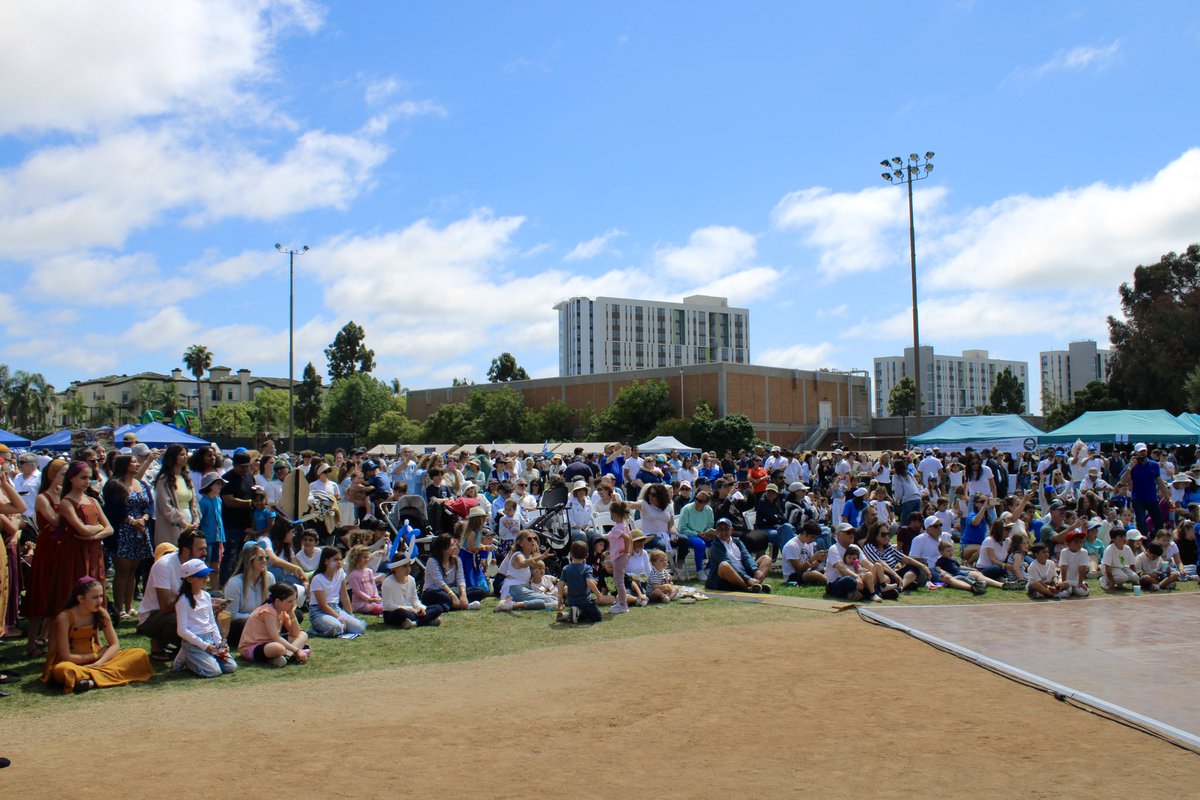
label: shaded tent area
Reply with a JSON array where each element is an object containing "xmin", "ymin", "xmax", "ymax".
[
  {"xmin": 636, "ymin": 435, "xmax": 701, "ymax": 453},
  {"xmin": 1040, "ymin": 410, "xmax": 1198, "ymax": 444},
  {"xmin": 29, "ymin": 422, "xmax": 207, "ymax": 452},
  {"xmin": 907, "ymin": 414, "xmax": 1044, "ymax": 453},
  {"xmin": 0, "ymin": 428, "xmax": 31, "ymax": 448},
  {"xmin": 1176, "ymin": 413, "xmax": 1200, "ymax": 437}
]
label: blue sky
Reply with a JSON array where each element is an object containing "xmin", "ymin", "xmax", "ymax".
[{"xmin": 2, "ymin": 1, "xmax": 1199, "ymax": 412}]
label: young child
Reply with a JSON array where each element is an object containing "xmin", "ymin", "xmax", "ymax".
[
  {"xmin": 647, "ymin": 549, "xmax": 685, "ymax": 603},
  {"xmin": 559, "ymin": 540, "xmax": 603, "ymax": 623},
  {"xmin": 1026, "ymin": 543, "xmax": 1066, "ymax": 600},
  {"xmin": 934, "ymin": 541, "xmax": 998, "ymax": 595},
  {"xmin": 1004, "ymin": 532, "xmax": 1028, "ymax": 584},
  {"xmin": 845, "ymin": 545, "xmax": 899, "ymax": 602},
  {"xmin": 174, "ymin": 558, "xmax": 237, "ymax": 678},
  {"xmin": 525, "ymin": 560, "xmax": 560, "ymax": 610},
  {"xmin": 292, "ymin": 529, "xmax": 321, "ymax": 576},
  {"xmin": 934, "ymin": 497, "xmax": 956, "ymax": 534},
  {"xmin": 1127, "ymin": 529, "xmax": 1146, "ymax": 558},
  {"xmin": 196, "ymin": 473, "xmax": 226, "ymax": 590},
  {"xmin": 606, "ymin": 500, "xmax": 634, "ymax": 614},
  {"xmin": 494, "ymin": 497, "xmax": 522, "ymax": 563},
  {"xmin": 587, "ymin": 537, "xmax": 613, "ymax": 597},
  {"xmin": 1156, "ymin": 529, "xmax": 1187, "ymax": 582},
  {"xmin": 381, "ymin": 557, "xmax": 441, "ymax": 628},
  {"xmin": 624, "ymin": 531, "xmax": 652, "ymax": 607},
  {"xmin": 1172, "ymin": 520, "xmax": 1197, "ymax": 579},
  {"xmin": 249, "ymin": 488, "xmax": 275, "ymax": 544},
  {"xmin": 308, "ymin": 547, "xmax": 368, "ymax": 637},
  {"xmin": 1057, "ymin": 530, "xmax": 1091, "ymax": 597},
  {"xmin": 1100, "ymin": 528, "xmax": 1143, "ymax": 592},
  {"xmin": 1082, "ymin": 519, "xmax": 1105, "ymax": 578},
  {"xmin": 871, "ymin": 487, "xmax": 893, "ymax": 526},
  {"xmin": 1135, "ymin": 541, "xmax": 1177, "ymax": 591},
  {"xmin": 346, "ymin": 544, "xmax": 383, "ymax": 615}
]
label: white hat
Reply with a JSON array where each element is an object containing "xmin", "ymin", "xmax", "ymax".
[
  {"xmin": 180, "ymin": 558, "xmax": 214, "ymax": 579},
  {"xmin": 1087, "ymin": 518, "xmax": 1103, "ymax": 530},
  {"xmin": 833, "ymin": 448, "xmax": 844, "ymax": 455},
  {"xmin": 1134, "ymin": 442, "xmax": 1148, "ymax": 454},
  {"xmin": 924, "ymin": 515, "xmax": 942, "ymax": 529},
  {"xmin": 386, "ymin": 557, "xmax": 414, "ymax": 569},
  {"xmin": 852, "ymin": 487, "xmax": 867, "ymax": 497},
  {"xmin": 678, "ymin": 481, "xmax": 692, "ymax": 489},
  {"xmin": 1126, "ymin": 529, "xmax": 1145, "ymax": 541},
  {"xmin": 787, "ymin": 481, "xmax": 808, "ymax": 493},
  {"xmin": 570, "ymin": 479, "xmax": 588, "ymax": 493},
  {"xmin": 770, "ymin": 445, "xmax": 781, "ymax": 452},
  {"xmin": 520, "ymin": 495, "xmax": 538, "ymax": 510},
  {"xmin": 834, "ymin": 522, "xmax": 855, "ymax": 533}
]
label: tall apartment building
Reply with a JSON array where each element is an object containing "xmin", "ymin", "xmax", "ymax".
[
  {"xmin": 874, "ymin": 347, "xmax": 1029, "ymax": 417},
  {"xmin": 1039, "ymin": 340, "xmax": 1110, "ymax": 408},
  {"xmin": 555, "ymin": 295, "xmax": 750, "ymax": 376}
]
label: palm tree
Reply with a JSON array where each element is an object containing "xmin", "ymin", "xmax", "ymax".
[
  {"xmin": 61, "ymin": 395, "xmax": 88, "ymax": 426},
  {"xmin": 134, "ymin": 380, "xmax": 159, "ymax": 418},
  {"xmin": 7, "ymin": 371, "xmax": 54, "ymax": 432},
  {"xmin": 182, "ymin": 345, "xmax": 213, "ymax": 426},
  {"xmin": 0, "ymin": 363, "xmax": 11, "ymax": 426},
  {"xmin": 92, "ymin": 400, "xmax": 116, "ymax": 427},
  {"xmin": 157, "ymin": 383, "xmax": 181, "ymax": 418}
]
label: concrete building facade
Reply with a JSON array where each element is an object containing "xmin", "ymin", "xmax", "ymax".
[
  {"xmin": 554, "ymin": 294, "xmax": 749, "ymax": 376},
  {"xmin": 1039, "ymin": 340, "xmax": 1110, "ymax": 408},
  {"xmin": 407, "ymin": 363, "xmax": 869, "ymax": 449},
  {"xmin": 874, "ymin": 347, "xmax": 1029, "ymax": 417}
]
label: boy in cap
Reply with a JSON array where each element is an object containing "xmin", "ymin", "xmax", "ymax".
[
  {"xmin": 1057, "ymin": 526, "xmax": 1091, "ymax": 596},
  {"xmin": 381, "ymin": 558, "xmax": 442, "ymax": 628},
  {"xmin": 1099, "ymin": 528, "xmax": 1144, "ymax": 591}
]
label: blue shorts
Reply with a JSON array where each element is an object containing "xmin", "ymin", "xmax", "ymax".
[{"xmin": 826, "ymin": 575, "xmax": 860, "ymax": 599}]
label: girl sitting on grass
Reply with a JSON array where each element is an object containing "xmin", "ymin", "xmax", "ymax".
[
  {"xmin": 175, "ymin": 559, "xmax": 237, "ymax": 678},
  {"xmin": 237, "ymin": 583, "xmax": 309, "ymax": 668},
  {"xmin": 346, "ymin": 544, "xmax": 383, "ymax": 616},
  {"xmin": 308, "ymin": 547, "xmax": 368, "ymax": 637}
]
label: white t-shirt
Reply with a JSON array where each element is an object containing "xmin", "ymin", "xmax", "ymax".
[
  {"xmin": 13, "ymin": 472, "xmax": 40, "ymax": 520},
  {"xmin": 871, "ymin": 499, "xmax": 892, "ymax": 525},
  {"xmin": 783, "ymin": 460, "xmax": 802, "ymax": 485},
  {"xmin": 1057, "ymin": 548, "xmax": 1090, "ymax": 586},
  {"xmin": 1135, "ymin": 552, "xmax": 1164, "ymax": 577},
  {"xmin": 1027, "ymin": 558, "xmax": 1058, "ymax": 585},
  {"xmin": 947, "ymin": 465, "xmax": 964, "ymax": 488},
  {"xmin": 824, "ymin": 541, "xmax": 848, "ymax": 582},
  {"xmin": 935, "ymin": 509, "xmax": 956, "ymax": 531},
  {"xmin": 137, "ymin": 552, "xmax": 182, "ymax": 624},
  {"xmin": 909, "ymin": 532, "xmax": 942, "ymax": 570},
  {"xmin": 309, "ymin": 570, "xmax": 345, "ymax": 610},
  {"xmin": 965, "ymin": 465, "xmax": 995, "ymax": 497},
  {"xmin": 781, "ymin": 536, "xmax": 814, "ymax": 580},
  {"xmin": 977, "ymin": 537, "xmax": 1010, "ymax": 569},
  {"xmin": 623, "ymin": 456, "xmax": 642, "ymax": 482},
  {"xmin": 1101, "ymin": 543, "xmax": 1135, "ymax": 571},
  {"xmin": 918, "ymin": 456, "xmax": 943, "ymax": 485}
]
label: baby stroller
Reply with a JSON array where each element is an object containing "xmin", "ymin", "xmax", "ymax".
[
  {"xmin": 528, "ymin": 484, "xmax": 571, "ymax": 573},
  {"xmin": 379, "ymin": 497, "xmax": 435, "ymax": 582}
]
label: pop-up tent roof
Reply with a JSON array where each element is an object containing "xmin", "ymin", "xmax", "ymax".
[
  {"xmin": 1040, "ymin": 409, "xmax": 1198, "ymax": 444},
  {"xmin": 636, "ymin": 435, "xmax": 701, "ymax": 454},
  {"xmin": 908, "ymin": 415, "xmax": 1044, "ymax": 452},
  {"xmin": 1177, "ymin": 413, "xmax": 1200, "ymax": 436},
  {"xmin": 122, "ymin": 421, "xmax": 209, "ymax": 448},
  {"xmin": 29, "ymin": 429, "xmax": 72, "ymax": 451},
  {"xmin": 0, "ymin": 428, "xmax": 31, "ymax": 448}
]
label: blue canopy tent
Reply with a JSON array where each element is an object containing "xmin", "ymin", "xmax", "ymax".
[
  {"xmin": 29, "ymin": 429, "xmax": 73, "ymax": 451},
  {"xmin": 0, "ymin": 428, "xmax": 31, "ymax": 448},
  {"xmin": 907, "ymin": 414, "xmax": 1044, "ymax": 453},
  {"xmin": 1176, "ymin": 413, "xmax": 1200, "ymax": 437},
  {"xmin": 1040, "ymin": 410, "xmax": 1198, "ymax": 444},
  {"xmin": 122, "ymin": 421, "xmax": 209, "ymax": 449}
]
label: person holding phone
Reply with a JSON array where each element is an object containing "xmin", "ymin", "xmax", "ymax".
[{"xmin": 175, "ymin": 558, "xmax": 237, "ymax": 678}]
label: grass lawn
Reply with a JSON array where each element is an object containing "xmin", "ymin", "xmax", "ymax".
[{"xmin": 1, "ymin": 594, "xmax": 798, "ymax": 717}]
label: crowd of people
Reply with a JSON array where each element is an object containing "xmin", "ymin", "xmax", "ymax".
[{"xmin": 0, "ymin": 432, "xmax": 1196, "ymax": 706}]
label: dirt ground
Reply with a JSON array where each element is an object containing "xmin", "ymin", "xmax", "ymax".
[{"xmin": 4, "ymin": 612, "xmax": 1197, "ymax": 798}]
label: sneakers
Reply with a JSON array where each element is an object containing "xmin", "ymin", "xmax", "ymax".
[
  {"xmin": 880, "ymin": 586, "xmax": 900, "ymax": 600},
  {"xmin": 1054, "ymin": 590, "xmax": 1068, "ymax": 600},
  {"xmin": 494, "ymin": 596, "xmax": 514, "ymax": 613},
  {"xmin": 970, "ymin": 579, "xmax": 988, "ymax": 596},
  {"xmin": 760, "ymin": 584, "xmax": 771, "ymax": 594},
  {"xmin": 608, "ymin": 604, "xmax": 628, "ymax": 614},
  {"xmin": 401, "ymin": 618, "xmax": 417, "ymax": 629},
  {"xmin": 697, "ymin": 568, "xmax": 709, "ymax": 583},
  {"xmin": 679, "ymin": 596, "xmax": 697, "ymax": 604},
  {"xmin": 268, "ymin": 655, "xmax": 288, "ymax": 668},
  {"xmin": 1002, "ymin": 580, "xmax": 1026, "ymax": 591},
  {"xmin": 1099, "ymin": 575, "xmax": 1112, "ymax": 591},
  {"xmin": 636, "ymin": 597, "xmax": 649, "ymax": 607}
]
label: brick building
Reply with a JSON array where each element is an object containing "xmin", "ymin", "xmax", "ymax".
[{"xmin": 407, "ymin": 363, "xmax": 870, "ymax": 449}]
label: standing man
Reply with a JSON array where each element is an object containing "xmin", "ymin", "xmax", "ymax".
[
  {"xmin": 12, "ymin": 453, "xmax": 40, "ymax": 523},
  {"xmin": 219, "ymin": 451, "xmax": 256, "ymax": 583},
  {"xmin": 1118, "ymin": 442, "xmax": 1171, "ymax": 535}
]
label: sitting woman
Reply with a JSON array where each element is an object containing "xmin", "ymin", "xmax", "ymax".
[
  {"xmin": 223, "ymin": 541, "xmax": 275, "ymax": 647},
  {"xmin": 175, "ymin": 559, "xmax": 238, "ymax": 678},
  {"xmin": 42, "ymin": 577, "xmax": 152, "ymax": 694},
  {"xmin": 495, "ymin": 531, "xmax": 551, "ymax": 611},
  {"xmin": 237, "ymin": 583, "xmax": 309, "ymax": 668},
  {"xmin": 308, "ymin": 547, "xmax": 368, "ymax": 638},
  {"xmin": 421, "ymin": 533, "xmax": 488, "ymax": 611},
  {"xmin": 381, "ymin": 557, "xmax": 443, "ymax": 628}
]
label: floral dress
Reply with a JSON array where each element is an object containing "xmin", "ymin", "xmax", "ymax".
[{"xmin": 117, "ymin": 481, "xmax": 153, "ymax": 561}]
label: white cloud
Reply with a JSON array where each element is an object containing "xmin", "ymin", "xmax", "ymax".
[
  {"xmin": 654, "ymin": 225, "xmax": 759, "ymax": 281},
  {"xmin": 564, "ymin": 228, "xmax": 625, "ymax": 261},
  {"xmin": 1005, "ymin": 40, "xmax": 1121, "ymax": 86},
  {"xmin": 926, "ymin": 149, "xmax": 1200, "ymax": 291},
  {"xmin": 0, "ymin": 0, "xmax": 322, "ymax": 134},
  {"xmin": 757, "ymin": 342, "xmax": 838, "ymax": 370},
  {"xmin": 771, "ymin": 184, "xmax": 947, "ymax": 277}
]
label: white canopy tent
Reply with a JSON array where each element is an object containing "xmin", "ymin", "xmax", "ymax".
[{"xmin": 636, "ymin": 435, "xmax": 701, "ymax": 454}]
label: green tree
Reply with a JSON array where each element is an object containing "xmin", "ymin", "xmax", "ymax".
[
  {"xmin": 366, "ymin": 411, "xmax": 426, "ymax": 449},
  {"xmin": 204, "ymin": 403, "xmax": 255, "ymax": 436},
  {"xmin": 466, "ymin": 387, "xmax": 527, "ymax": 442},
  {"xmin": 156, "ymin": 383, "xmax": 181, "ymax": 418},
  {"xmin": 6, "ymin": 371, "xmax": 55, "ymax": 431},
  {"xmin": 182, "ymin": 344, "xmax": 213, "ymax": 425},
  {"xmin": 1184, "ymin": 365, "xmax": 1200, "ymax": 413},
  {"xmin": 133, "ymin": 380, "xmax": 159, "ymax": 418},
  {"xmin": 422, "ymin": 402, "xmax": 472, "ymax": 443},
  {"xmin": 251, "ymin": 388, "xmax": 289, "ymax": 432},
  {"xmin": 1044, "ymin": 380, "xmax": 1121, "ymax": 430},
  {"xmin": 989, "ymin": 368, "xmax": 1025, "ymax": 414},
  {"xmin": 92, "ymin": 400, "xmax": 116, "ymax": 427},
  {"xmin": 322, "ymin": 373, "xmax": 392, "ymax": 438},
  {"xmin": 651, "ymin": 416, "xmax": 693, "ymax": 440},
  {"xmin": 61, "ymin": 395, "xmax": 88, "ymax": 427},
  {"xmin": 324, "ymin": 321, "xmax": 376, "ymax": 382},
  {"xmin": 296, "ymin": 362, "xmax": 324, "ymax": 432},
  {"xmin": 888, "ymin": 376, "xmax": 917, "ymax": 439},
  {"xmin": 487, "ymin": 352, "xmax": 530, "ymax": 383},
  {"xmin": 526, "ymin": 399, "xmax": 574, "ymax": 440},
  {"xmin": 1108, "ymin": 243, "xmax": 1200, "ymax": 413},
  {"xmin": 0, "ymin": 364, "xmax": 10, "ymax": 427},
  {"xmin": 451, "ymin": 377, "xmax": 476, "ymax": 387},
  {"xmin": 705, "ymin": 414, "xmax": 756, "ymax": 455},
  {"xmin": 588, "ymin": 380, "xmax": 672, "ymax": 441}
]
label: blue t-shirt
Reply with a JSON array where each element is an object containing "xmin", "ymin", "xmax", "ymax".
[
  {"xmin": 842, "ymin": 500, "xmax": 864, "ymax": 527},
  {"xmin": 1129, "ymin": 461, "xmax": 1160, "ymax": 502},
  {"xmin": 1028, "ymin": 518, "xmax": 1046, "ymax": 544},
  {"xmin": 198, "ymin": 494, "xmax": 224, "ymax": 544},
  {"xmin": 253, "ymin": 507, "xmax": 276, "ymax": 532},
  {"xmin": 961, "ymin": 508, "xmax": 994, "ymax": 547},
  {"xmin": 561, "ymin": 562, "xmax": 594, "ymax": 606}
]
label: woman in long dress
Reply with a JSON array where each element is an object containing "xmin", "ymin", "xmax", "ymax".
[{"xmin": 21, "ymin": 459, "xmax": 68, "ymax": 657}]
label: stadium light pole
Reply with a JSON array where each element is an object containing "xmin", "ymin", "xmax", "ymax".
[
  {"xmin": 275, "ymin": 243, "xmax": 309, "ymax": 455},
  {"xmin": 881, "ymin": 152, "xmax": 934, "ymax": 433}
]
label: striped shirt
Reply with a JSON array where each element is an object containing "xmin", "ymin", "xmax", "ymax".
[
  {"xmin": 423, "ymin": 556, "xmax": 465, "ymax": 592},
  {"xmin": 648, "ymin": 566, "xmax": 670, "ymax": 589},
  {"xmin": 862, "ymin": 542, "xmax": 904, "ymax": 569}
]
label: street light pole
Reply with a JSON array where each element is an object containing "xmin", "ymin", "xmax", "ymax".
[
  {"xmin": 881, "ymin": 152, "xmax": 934, "ymax": 433},
  {"xmin": 275, "ymin": 243, "xmax": 309, "ymax": 455}
]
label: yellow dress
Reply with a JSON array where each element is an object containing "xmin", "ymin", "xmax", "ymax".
[{"xmin": 41, "ymin": 618, "xmax": 153, "ymax": 694}]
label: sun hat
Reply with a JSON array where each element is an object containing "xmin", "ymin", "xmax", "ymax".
[
  {"xmin": 630, "ymin": 530, "xmax": 650, "ymax": 542},
  {"xmin": 764, "ymin": 483, "xmax": 780, "ymax": 494},
  {"xmin": 200, "ymin": 471, "xmax": 227, "ymax": 490},
  {"xmin": 570, "ymin": 479, "xmax": 588, "ymax": 493},
  {"xmin": 154, "ymin": 542, "xmax": 178, "ymax": 560},
  {"xmin": 467, "ymin": 505, "xmax": 488, "ymax": 519}
]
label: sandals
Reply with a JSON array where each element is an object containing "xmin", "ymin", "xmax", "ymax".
[
  {"xmin": 75, "ymin": 679, "xmax": 94, "ymax": 694},
  {"xmin": 25, "ymin": 642, "xmax": 47, "ymax": 659},
  {"xmin": 0, "ymin": 673, "xmax": 20, "ymax": 685}
]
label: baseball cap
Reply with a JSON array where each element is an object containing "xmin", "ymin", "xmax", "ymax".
[
  {"xmin": 678, "ymin": 481, "xmax": 691, "ymax": 489},
  {"xmin": 180, "ymin": 558, "xmax": 214, "ymax": 579},
  {"xmin": 715, "ymin": 517, "xmax": 732, "ymax": 527},
  {"xmin": 787, "ymin": 481, "xmax": 808, "ymax": 493},
  {"xmin": 122, "ymin": 432, "xmax": 139, "ymax": 443},
  {"xmin": 852, "ymin": 487, "xmax": 867, "ymax": 497},
  {"xmin": 924, "ymin": 515, "xmax": 942, "ymax": 528},
  {"xmin": 1048, "ymin": 500, "xmax": 1065, "ymax": 511},
  {"xmin": 764, "ymin": 483, "xmax": 780, "ymax": 494},
  {"xmin": 1065, "ymin": 529, "xmax": 1086, "ymax": 542},
  {"xmin": 131, "ymin": 443, "xmax": 151, "ymax": 458},
  {"xmin": 362, "ymin": 459, "xmax": 378, "ymax": 471},
  {"xmin": 1134, "ymin": 442, "xmax": 1148, "ymax": 454},
  {"xmin": 835, "ymin": 522, "xmax": 856, "ymax": 533},
  {"xmin": 1086, "ymin": 518, "xmax": 1103, "ymax": 529},
  {"xmin": 232, "ymin": 452, "xmax": 251, "ymax": 466}
]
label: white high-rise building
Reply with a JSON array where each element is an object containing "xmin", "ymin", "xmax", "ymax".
[
  {"xmin": 555, "ymin": 295, "xmax": 750, "ymax": 376},
  {"xmin": 874, "ymin": 347, "xmax": 1029, "ymax": 417},
  {"xmin": 1039, "ymin": 340, "xmax": 1110, "ymax": 409}
]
